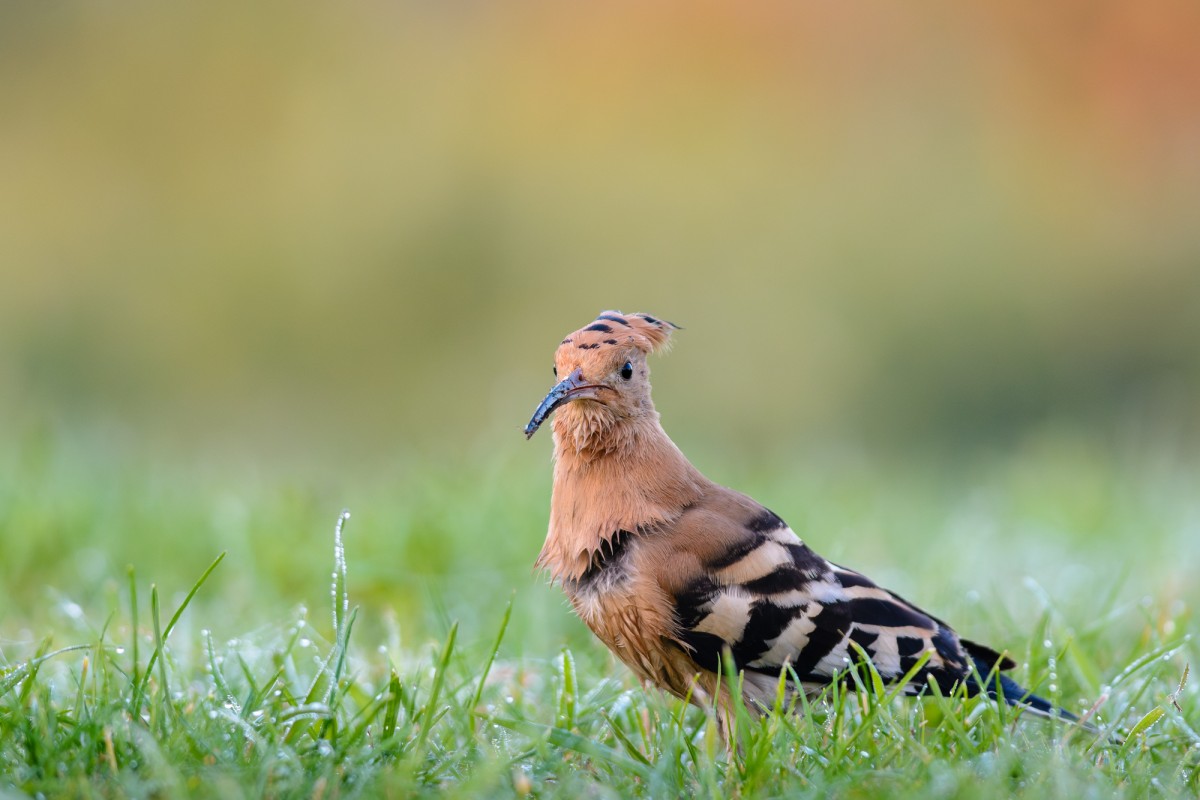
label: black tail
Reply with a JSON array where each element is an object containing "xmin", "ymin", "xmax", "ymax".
[
  {"xmin": 986, "ymin": 671, "xmax": 1079, "ymax": 722},
  {"xmin": 956, "ymin": 639, "xmax": 1080, "ymax": 722},
  {"xmin": 967, "ymin": 656, "xmax": 1079, "ymax": 723}
]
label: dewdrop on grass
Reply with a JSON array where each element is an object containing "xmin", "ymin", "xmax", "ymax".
[{"xmin": 332, "ymin": 510, "xmax": 350, "ymax": 638}]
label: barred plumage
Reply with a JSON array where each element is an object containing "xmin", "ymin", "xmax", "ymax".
[{"xmin": 525, "ymin": 311, "xmax": 1078, "ymax": 728}]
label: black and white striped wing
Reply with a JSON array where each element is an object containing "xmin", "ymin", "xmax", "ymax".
[{"xmin": 674, "ymin": 508, "xmax": 973, "ymax": 695}]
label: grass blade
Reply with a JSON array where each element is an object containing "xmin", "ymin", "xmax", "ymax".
[
  {"xmin": 382, "ymin": 670, "xmax": 404, "ymax": 740},
  {"xmin": 414, "ymin": 622, "xmax": 457, "ymax": 755},
  {"xmin": 489, "ymin": 716, "xmax": 651, "ymax": 778},
  {"xmin": 469, "ymin": 597, "xmax": 513, "ymax": 729},
  {"xmin": 130, "ymin": 553, "xmax": 226, "ymax": 716}
]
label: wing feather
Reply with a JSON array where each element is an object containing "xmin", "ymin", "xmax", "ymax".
[{"xmin": 669, "ymin": 498, "xmax": 975, "ymax": 703}]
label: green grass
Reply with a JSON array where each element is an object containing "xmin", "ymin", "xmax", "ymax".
[{"xmin": 2, "ymin": 428, "xmax": 1199, "ymax": 798}]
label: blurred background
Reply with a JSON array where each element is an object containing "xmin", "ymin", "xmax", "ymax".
[{"xmin": 1, "ymin": 2, "xmax": 1198, "ymax": 651}]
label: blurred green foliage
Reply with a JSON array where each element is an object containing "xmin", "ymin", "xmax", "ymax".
[
  {"xmin": 2, "ymin": 423, "xmax": 1196, "ymax": 653},
  {"xmin": 1, "ymin": 2, "xmax": 1198, "ymax": 464}
]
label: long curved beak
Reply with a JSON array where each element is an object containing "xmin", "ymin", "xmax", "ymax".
[{"xmin": 524, "ymin": 367, "xmax": 606, "ymax": 439}]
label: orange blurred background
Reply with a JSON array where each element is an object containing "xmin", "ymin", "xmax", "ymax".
[{"xmin": 1, "ymin": 1, "xmax": 1198, "ymax": 464}]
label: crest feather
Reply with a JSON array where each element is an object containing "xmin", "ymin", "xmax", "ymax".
[{"xmin": 596, "ymin": 310, "xmax": 679, "ymax": 354}]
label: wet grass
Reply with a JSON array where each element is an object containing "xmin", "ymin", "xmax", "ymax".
[{"xmin": 1, "ymin": 430, "xmax": 1198, "ymax": 798}]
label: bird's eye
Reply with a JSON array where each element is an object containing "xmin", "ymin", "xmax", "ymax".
[
  {"xmin": 552, "ymin": 365, "xmax": 558, "ymax": 378},
  {"xmin": 620, "ymin": 361, "xmax": 633, "ymax": 380}
]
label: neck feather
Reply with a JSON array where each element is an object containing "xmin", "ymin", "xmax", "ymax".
[{"xmin": 537, "ymin": 414, "xmax": 708, "ymax": 582}]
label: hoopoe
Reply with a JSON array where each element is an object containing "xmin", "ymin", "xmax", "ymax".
[{"xmin": 524, "ymin": 310, "xmax": 1080, "ymax": 728}]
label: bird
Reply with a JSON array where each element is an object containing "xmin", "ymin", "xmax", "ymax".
[{"xmin": 524, "ymin": 310, "xmax": 1082, "ymax": 732}]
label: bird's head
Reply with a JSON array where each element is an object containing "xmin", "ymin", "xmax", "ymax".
[{"xmin": 524, "ymin": 311, "xmax": 678, "ymax": 442}]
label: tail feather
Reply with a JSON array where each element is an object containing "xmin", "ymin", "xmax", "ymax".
[{"xmin": 967, "ymin": 657, "xmax": 1080, "ymax": 723}]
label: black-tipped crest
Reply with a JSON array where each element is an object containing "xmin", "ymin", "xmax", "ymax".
[{"xmin": 571, "ymin": 311, "xmax": 679, "ymax": 355}]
